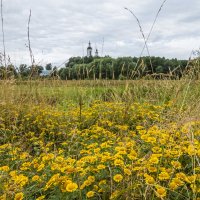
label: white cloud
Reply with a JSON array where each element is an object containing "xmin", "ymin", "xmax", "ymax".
[
  {"xmin": 116, "ymin": 41, "xmax": 126, "ymax": 47},
  {"xmin": 0, "ymin": 0, "xmax": 199, "ymax": 66}
]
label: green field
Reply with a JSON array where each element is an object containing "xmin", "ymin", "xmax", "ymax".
[{"xmin": 0, "ymin": 80, "xmax": 200, "ymax": 200}]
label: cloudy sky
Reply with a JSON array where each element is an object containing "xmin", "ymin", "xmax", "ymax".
[{"xmin": 1, "ymin": 0, "xmax": 200, "ymax": 67}]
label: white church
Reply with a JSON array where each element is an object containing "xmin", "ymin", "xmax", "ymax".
[{"xmin": 87, "ymin": 41, "xmax": 99, "ymax": 57}]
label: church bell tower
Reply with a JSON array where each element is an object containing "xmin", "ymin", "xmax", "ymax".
[
  {"xmin": 95, "ymin": 49, "xmax": 99, "ymax": 57},
  {"xmin": 87, "ymin": 41, "xmax": 92, "ymax": 57}
]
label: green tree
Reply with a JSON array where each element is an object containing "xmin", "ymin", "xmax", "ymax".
[{"xmin": 45, "ymin": 63, "xmax": 52, "ymax": 70}]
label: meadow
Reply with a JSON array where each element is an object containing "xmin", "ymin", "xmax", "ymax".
[{"xmin": 0, "ymin": 79, "xmax": 200, "ymax": 200}]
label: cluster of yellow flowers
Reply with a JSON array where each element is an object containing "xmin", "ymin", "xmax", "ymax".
[{"xmin": 0, "ymin": 101, "xmax": 199, "ymax": 199}]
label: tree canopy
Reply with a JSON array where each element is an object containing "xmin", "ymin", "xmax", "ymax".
[
  {"xmin": 0, "ymin": 56, "xmax": 195, "ymax": 80},
  {"xmin": 58, "ymin": 56, "xmax": 188, "ymax": 80}
]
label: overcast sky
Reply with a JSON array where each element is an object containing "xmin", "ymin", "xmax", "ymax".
[{"xmin": 1, "ymin": 0, "xmax": 200, "ymax": 67}]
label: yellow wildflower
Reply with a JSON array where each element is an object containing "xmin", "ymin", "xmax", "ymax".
[
  {"xmin": 99, "ymin": 180, "xmax": 106, "ymax": 186},
  {"xmin": 171, "ymin": 161, "xmax": 181, "ymax": 169},
  {"xmin": 148, "ymin": 166, "xmax": 157, "ymax": 173},
  {"xmin": 0, "ymin": 194, "xmax": 6, "ymax": 200},
  {"xmin": 158, "ymin": 171, "xmax": 170, "ymax": 180},
  {"xmin": 124, "ymin": 168, "xmax": 132, "ymax": 176},
  {"xmin": 66, "ymin": 182, "xmax": 78, "ymax": 192},
  {"xmin": 44, "ymin": 174, "xmax": 60, "ymax": 190},
  {"xmin": 171, "ymin": 178, "xmax": 184, "ymax": 187},
  {"xmin": 36, "ymin": 196, "xmax": 45, "ymax": 200},
  {"xmin": 0, "ymin": 166, "xmax": 9, "ymax": 172},
  {"xmin": 190, "ymin": 184, "xmax": 197, "ymax": 193},
  {"xmin": 97, "ymin": 164, "xmax": 106, "ymax": 170},
  {"xmin": 175, "ymin": 172, "xmax": 187, "ymax": 180},
  {"xmin": 9, "ymin": 170, "xmax": 17, "ymax": 177},
  {"xmin": 92, "ymin": 185, "xmax": 98, "ymax": 191},
  {"xmin": 152, "ymin": 147, "xmax": 162, "ymax": 153},
  {"xmin": 32, "ymin": 175, "xmax": 40, "ymax": 182},
  {"xmin": 144, "ymin": 173, "xmax": 155, "ymax": 185},
  {"xmin": 13, "ymin": 174, "xmax": 29, "ymax": 187},
  {"xmin": 155, "ymin": 186, "xmax": 166, "ymax": 198},
  {"xmin": 186, "ymin": 175, "xmax": 197, "ymax": 183},
  {"xmin": 113, "ymin": 174, "xmax": 123, "ymax": 183},
  {"xmin": 88, "ymin": 176, "xmax": 95, "ymax": 183},
  {"xmin": 149, "ymin": 155, "xmax": 159, "ymax": 164},
  {"xmin": 37, "ymin": 163, "xmax": 45, "ymax": 172},
  {"xmin": 14, "ymin": 192, "xmax": 24, "ymax": 200},
  {"xmin": 86, "ymin": 191, "xmax": 95, "ymax": 198},
  {"xmin": 187, "ymin": 145, "xmax": 196, "ymax": 156},
  {"xmin": 83, "ymin": 180, "xmax": 92, "ymax": 187},
  {"xmin": 114, "ymin": 159, "xmax": 124, "ymax": 166},
  {"xmin": 147, "ymin": 137, "xmax": 156, "ymax": 144},
  {"xmin": 169, "ymin": 181, "xmax": 178, "ymax": 190},
  {"xmin": 127, "ymin": 150, "xmax": 137, "ymax": 160},
  {"xmin": 136, "ymin": 125, "xmax": 144, "ymax": 130},
  {"xmin": 110, "ymin": 190, "xmax": 120, "ymax": 199}
]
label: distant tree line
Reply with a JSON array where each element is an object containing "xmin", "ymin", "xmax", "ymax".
[
  {"xmin": 0, "ymin": 56, "xmax": 199, "ymax": 80},
  {"xmin": 58, "ymin": 56, "xmax": 189, "ymax": 80},
  {"xmin": 0, "ymin": 63, "xmax": 58, "ymax": 79}
]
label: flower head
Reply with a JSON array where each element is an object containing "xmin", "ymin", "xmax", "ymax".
[
  {"xmin": 66, "ymin": 182, "xmax": 78, "ymax": 192},
  {"xmin": 86, "ymin": 191, "xmax": 95, "ymax": 198},
  {"xmin": 158, "ymin": 171, "xmax": 170, "ymax": 180},
  {"xmin": 155, "ymin": 186, "xmax": 166, "ymax": 198},
  {"xmin": 14, "ymin": 192, "xmax": 24, "ymax": 200},
  {"xmin": 113, "ymin": 174, "xmax": 123, "ymax": 182}
]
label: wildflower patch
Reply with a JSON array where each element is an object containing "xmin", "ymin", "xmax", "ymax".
[{"xmin": 0, "ymin": 101, "xmax": 199, "ymax": 199}]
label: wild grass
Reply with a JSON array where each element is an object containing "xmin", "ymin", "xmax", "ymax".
[
  {"xmin": 0, "ymin": 0, "xmax": 200, "ymax": 198},
  {"xmin": 0, "ymin": 78, "xmax": 200, "ymax": 199},
  {"xmin": 0, "ymin": 65, "xmax": 200, "ymax": 200},
  {"xmin": 0, "ymin": 78, "xmax": 200, "ymax": 116}
]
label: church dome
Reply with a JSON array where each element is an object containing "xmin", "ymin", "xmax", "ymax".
[{"xmin": 87, "ymin": 41, "xmax": 92, "ymax": 50}]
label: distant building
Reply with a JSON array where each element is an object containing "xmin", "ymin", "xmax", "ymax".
[
  {"xmin": 87, "ymin": 41, "xmax": 92, "ymax": 57},
  {"xmin": 40, "ymin": 70, "xmax": 52, "ymax": 77},
  {"xmin": 95, "ymin": 49, "xmax": 99, "ymax": 57},
  {"xmin": 86, "ymin": 41, "xmax": 99, "ymax": 57}
]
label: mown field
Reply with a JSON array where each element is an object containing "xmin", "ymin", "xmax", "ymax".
[{"xmin": 0, "ymin": 80, "xmax": 200, "ymax": 200}]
